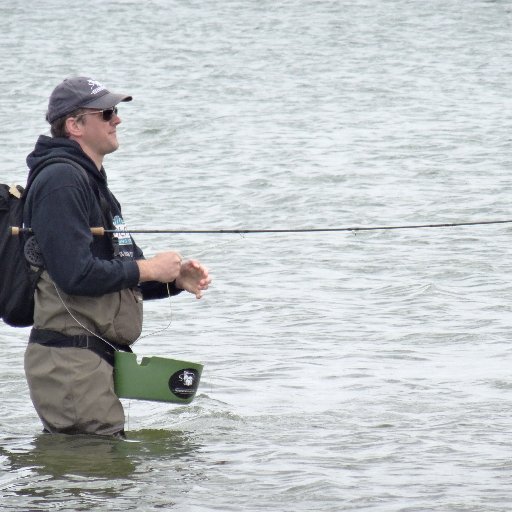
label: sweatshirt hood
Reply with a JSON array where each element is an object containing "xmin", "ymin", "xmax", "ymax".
[{"xmin": 26, "ymin": 135, "xmax": 106, "ymax": 188}]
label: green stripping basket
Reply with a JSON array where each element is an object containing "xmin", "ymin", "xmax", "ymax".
[{"xmin": 114, "ymin": 351, "xmax": 203, "ymax": 404}]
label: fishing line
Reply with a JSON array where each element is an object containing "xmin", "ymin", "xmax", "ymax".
[
  {"xmin": 54, "ymin": 282, "xmax": 175, "ymax": 347},
  {"xmin": 126, "ymin": 217, "xmax": 512, "ymax": 268},
  {"xmin": 53, "ymin": 283, "xmax": 118, "ymax": 351},
  {"xmin": 17, "ymin": 216, "xmax": 512, "ymax": 343},
  {"xmin": 184, "ymin": 234, "xmax": 246, "ymax": 260},
  {"xmin": 133, "ymin": 282, "xmax": 174, "ymax": 344}
]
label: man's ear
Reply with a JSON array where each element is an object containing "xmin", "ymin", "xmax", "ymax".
[{"xmin": 65, "ymin": 116, "xmax": 83, "ymax": 138}]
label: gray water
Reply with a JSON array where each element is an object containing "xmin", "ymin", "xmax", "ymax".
[{"xmin": 1, "ymin": 0, "xmax": 512, "ymax": 510}]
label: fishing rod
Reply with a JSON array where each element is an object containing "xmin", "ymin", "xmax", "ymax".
[{"xmin": 10, "ymin": 218, "xmax": 512, "ymax": 237}]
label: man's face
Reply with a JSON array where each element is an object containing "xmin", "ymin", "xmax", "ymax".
[{"xmin": 77, "ymin": 106, "xmax": 121, "ymax": 158}]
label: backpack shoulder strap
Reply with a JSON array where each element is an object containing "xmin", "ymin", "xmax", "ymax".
[{"xmin": 26, "ymin": 157, "xmax": 114, "ymax": 230}]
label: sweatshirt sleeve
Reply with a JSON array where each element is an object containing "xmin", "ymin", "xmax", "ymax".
[
  {"xmin": 27, "ymin": 165, "xmax": 140, "ymax": 296},
  {"xmin": 140, "ymin": 280, "xmax": 183, "ymax": 300}
]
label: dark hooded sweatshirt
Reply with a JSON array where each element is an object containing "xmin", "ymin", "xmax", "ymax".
[{"xmin": 24, "ymin": 135, "xmax": 179, "ymax": 343}]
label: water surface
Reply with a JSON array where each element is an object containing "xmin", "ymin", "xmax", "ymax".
[{"xmin": 1, "ymin": 1, "xmax": 512, "ymax": 510}]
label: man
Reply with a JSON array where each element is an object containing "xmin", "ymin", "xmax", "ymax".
[{"xmin": 23, "ymin": 76, "xmax": 211, "ymax": 437}]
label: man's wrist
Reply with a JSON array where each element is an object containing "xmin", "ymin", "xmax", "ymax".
[{"xmin": 136, "ymin": 259, "xmax": 153, "ymax": 282}]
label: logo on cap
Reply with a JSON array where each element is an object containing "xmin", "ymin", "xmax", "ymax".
[{"xmin": 87, "ymin": 79, "xmax": 106, "ymax": 95}]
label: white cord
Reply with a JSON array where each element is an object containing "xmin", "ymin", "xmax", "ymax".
[
  {"xmin": 54, "ymin": 281, "xmax": 174, "ymax": 348},
  {"xmin": 132, "ymin": 283, "xmax": 173, "ymax": 344},
  {"xmin": 53, "ymin": 283, "xmax": 118, "ymax": 351}
]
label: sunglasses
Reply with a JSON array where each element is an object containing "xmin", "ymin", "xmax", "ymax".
[{"xmin": 77, "ymin": 106, "xmax": 118, "ymax": 122}]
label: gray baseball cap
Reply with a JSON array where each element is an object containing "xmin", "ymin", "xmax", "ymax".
[{"xmin": 46, "ymin": 76, "xmax": 132, "ymax": 123}]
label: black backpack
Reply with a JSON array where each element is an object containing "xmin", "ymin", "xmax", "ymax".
[
  {"xmin": 0, "ymin": 182, "xmax": 40, "ymax": 327},
  {"xmin": 0, "ymin": 158, "xmax": 112, "ymax": 327}
]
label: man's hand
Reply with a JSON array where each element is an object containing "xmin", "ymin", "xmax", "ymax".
[
  {"xmin": 175, "ymin": 259, "xmax": 211, "ymax": 299},
  {"xmin": 137, "ymin": 253, "xmax": 211, "ymax": 299},
  {"xmin": 137, "ymin": 251, "xmax": 183, "ymax": 283}
]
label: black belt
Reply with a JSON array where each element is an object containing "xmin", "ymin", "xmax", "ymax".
[{"xmin": 29, "ymin": 329, "xmax": 132, "ymax": 366}]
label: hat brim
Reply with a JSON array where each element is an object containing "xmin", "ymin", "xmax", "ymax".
[{"xmin": 82, "ymin": 92, "xmax": 132, "ymax": 110}]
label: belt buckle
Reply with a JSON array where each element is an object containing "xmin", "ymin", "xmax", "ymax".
[{"xmin": 77, "ymin": 334, "xmax": 90, "ymax": 349}]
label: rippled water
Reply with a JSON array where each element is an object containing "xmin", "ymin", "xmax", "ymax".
[{"xmin": 2, "ymin": 1, "xmax": 512, "ymax": 510}]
